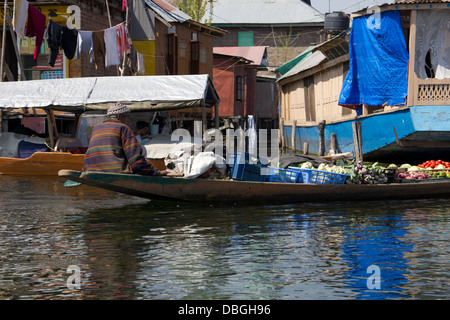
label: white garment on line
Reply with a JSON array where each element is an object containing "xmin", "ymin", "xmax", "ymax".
[
  {"xmin": 76, "ymin": 30, "xmax": 94, "ymax": 62},
  {"xmin": 137, "ymin": 52, "xmax": 145, "ymax": 74},
  {"xmin": 104, "ymin": 26, "xmax": 121, "ymax": 67},
  {"xmin": 13, "ymin": 0, "xmax": 29, "ymax": 38}
]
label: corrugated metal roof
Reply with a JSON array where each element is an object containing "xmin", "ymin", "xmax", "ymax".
[
  {"xmin": 203, "ymin": 0, "xmax": 324, "ymax": 25},
  {"xmin": 277, "ymin": 51, "xmax": 327, "ymax": 81},
  {"xmin": 146, "ymin": 0, "xmax": 191, "ymax": 23},
  {"xmin": 213, "ymin": 46, "xmax": 268, "ymax": 66}
]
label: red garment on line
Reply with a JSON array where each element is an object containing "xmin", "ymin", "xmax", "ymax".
[{"xmin": 25, "ymin": 4, "xmax": 46, "ymax": 61}]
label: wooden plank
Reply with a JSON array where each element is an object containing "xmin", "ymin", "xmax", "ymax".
[
  {"xmin": 407, "ymin": 10, "xmax": 417, "ymax": 107},
  {"xmin": 303, "ymin": 142, "xmax": 309, "ymax": 155},
  {"xmin": 318, "ymin": 120, "xmax": 326, "ymax": 156},
  {"xmin": 291, "ymin": 120, "xmax": 297, "ymax": 151},
  {"xmin": 352, "ymin": 121, "xmax": 363, "ymax": 162},
  {"xmin": 330, "ymin": 133, "xmax": 337, "ymax": 155}
]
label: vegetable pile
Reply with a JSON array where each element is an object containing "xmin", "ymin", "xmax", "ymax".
[
  {"xmin": 418, "ymin": 160, "xmax": 450, "ymax": 169},
  {"xmin": 293, "ymin": 158, "xmax": 450, "ymax": 184},
  {"xmin": 344, "ymin": 161, "xmax": 388, "ymax": 184}
]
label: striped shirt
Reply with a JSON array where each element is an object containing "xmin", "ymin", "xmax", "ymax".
[{"xmin": 83, "ymin": 119, "xmax": 159, "ymax": 175}]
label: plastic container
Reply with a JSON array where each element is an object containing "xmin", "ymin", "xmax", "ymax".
[
  {"xmin": 266, "ymin": 167, "xmax": 302, "ymax": 183},
  {"xmin": 229, "ymin": 152, "xmax": 269, "ymax": 182},
  {"xmin": 150, "ymin": 124, "xmax": 159, "ymax": 135},
  {"xmin": 17, "ymin": 141, "xmax": 49, "ymax": 159},
  {"xmin": 289, "ymin": 167, "xmax": 348, "ymax": 184}
]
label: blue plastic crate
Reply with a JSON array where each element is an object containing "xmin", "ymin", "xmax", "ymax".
[
  {"xmin": 266, "ymin": 167, "xmax": 302, "ymax": 183},
  {"xmin": 289, "ymin": 167, "xmax": 348, "ymax": 184},
  {"xmin": 229, "ymin": 152, "xmax": 269, "ymax": 182}
]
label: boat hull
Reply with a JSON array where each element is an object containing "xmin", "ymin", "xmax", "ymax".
[
  {"xmin": 58, "ymin": 170, "xmax": 450, "ymax": 204},
  {"xmin": 0, "ymin": 152, "xmax": 84, "ymax": 175},
  {"xmin": 285, "ymin": 106, "xmax": 450, "ymax": 163}
]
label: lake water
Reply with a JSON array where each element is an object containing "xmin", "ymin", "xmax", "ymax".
[{"xmin": 0, "ymin": 175, "xmax": 448, "ymax": 300}]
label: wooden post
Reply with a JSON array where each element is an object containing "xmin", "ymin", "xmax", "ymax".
[
  {"xmin": 330, "ymin": 133, "xmax": 337, "ymax": 155},
  {"xmin": 46, "ymin": 112, "xmax": 55, "ymax": 149},
  {"xmin": 291, "ymin": 120, "xmax": 297, "ymax": 152},
  {"xmin": 318, "ymin": 120, "xmax": 326, "ymax": 156},
  {"xmin": 303, "ymin": 142, "xmax": 309, "ymax": 155},
  {"xmin": 0, "ymin": 1, "xmax": 7, "ymax": 82},
  {"xmin": 407, "ymin": 10, "xmax": 417, "ymax": 107},
  {"xmin": 202, "ymin": 102, "xmax": 207, "ymax": 136},
  {"xmin": 352, "ymin": 121, "xmax": 363, "ymax": 162},
  {"xmin": 214, "ymin": 103, "xmax": 219, "ymax": 129},
  {"xmin": 279, "ymin": 118, "xmax": 284, "ymax": 150}
]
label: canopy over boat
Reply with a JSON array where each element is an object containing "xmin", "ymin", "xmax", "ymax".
[{"xmin": 0, "ymin": 74, "xmax": 219, "ymax": 112}]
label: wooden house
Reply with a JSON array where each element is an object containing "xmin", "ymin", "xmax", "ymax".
[
  {"xmin": 213, "ymin": 46, "xmax": 277, "ymax": 129},
  {"xmin": 277, "ymin": 0, "xmax": 450, "ymax": 163}
]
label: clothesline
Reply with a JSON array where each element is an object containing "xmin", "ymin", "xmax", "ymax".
[{"xmin": 11, "ymin": 0, "xmax": 142, "ymax": 72}]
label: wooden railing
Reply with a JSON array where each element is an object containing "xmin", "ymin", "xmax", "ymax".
[{"xmin": 415, "ymin": 79, "xmax": 450, "ymax": 105}]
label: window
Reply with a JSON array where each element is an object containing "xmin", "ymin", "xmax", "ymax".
[
  {"xmin": 200, "ymin": 47, "xmax": 207, "ymax": 64},
  {"xmin": 167, "ymin": 34, "xmax": 178, "ymax": 75},
  {"xmin": 190, "ymin": 41, "xmax": 199, "ymax": 74},
  {"xmin": 303, "ymin": 76, "xmax": 316, "ymax": 122},
  {"xmin": 236, "ymin": 76, "xmax": 244, "ymax": 101},
  {"xmin": 179, "ymin": 40, "xmax": 187, "ymax": 58},
  {"xmin": 238, "ymin": 31, "xmax": 254, "ymax": 46}
]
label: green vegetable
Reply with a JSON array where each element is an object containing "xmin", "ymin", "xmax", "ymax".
[
  {"xmin": 300, "ymin": 162, "xmax": 314, "ymax": 169},
  {"xmin": 400, "ymin": 164, "xmax": 411, "ymax": 169}
]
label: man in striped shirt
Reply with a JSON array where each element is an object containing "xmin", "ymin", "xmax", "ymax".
[{"xmin": 83, "ymin": 102, "xmax": 167, "ymax": 176}]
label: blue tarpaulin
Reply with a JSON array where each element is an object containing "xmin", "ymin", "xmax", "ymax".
[{"xmin": 339, "ymin": 10, "xmax": 409, "ymax": 108}]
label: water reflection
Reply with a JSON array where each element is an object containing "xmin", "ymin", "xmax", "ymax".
[{"xmin": 0, "ymin": 176, "xmax": 449, "ymax": 299}]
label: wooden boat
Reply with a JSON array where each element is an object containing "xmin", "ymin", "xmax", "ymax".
[
  {"xmin": 58, "ymin": 169, "xmax": 450, "ymax": 205},
  {"xmin": 0, "ymin": 152, "xmax": 84, "ymax": 175},
  {"xmin": 0, "ymin": 74, "xmax": 219, "ymax": 175}
]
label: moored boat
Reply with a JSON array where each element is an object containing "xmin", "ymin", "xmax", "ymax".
[
  {"xmin": 58, "ymin": 169, "xmax": 450, "ymax": 205},
  {"xmin": 0, "ymin": 152, "xmax": 84, "ymax": 175}
]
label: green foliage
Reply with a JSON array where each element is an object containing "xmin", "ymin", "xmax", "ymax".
[{"xmin": 174, "ymin": 0, "xmax": 214, "ymax": 24}]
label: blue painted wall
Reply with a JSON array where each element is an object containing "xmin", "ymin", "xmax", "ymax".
[{"xmin": 409, "ymin": 105, "xmax": 450, "ymax": 131}]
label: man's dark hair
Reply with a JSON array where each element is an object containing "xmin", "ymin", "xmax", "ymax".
[{"xmin": 136, "ymin": 121, "xmax": 149, "ymax": 130}]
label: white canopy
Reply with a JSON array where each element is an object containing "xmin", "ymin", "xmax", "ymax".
[{"xmin": 0, "ymin": 74, "xmax": 219, "ymax": 112}]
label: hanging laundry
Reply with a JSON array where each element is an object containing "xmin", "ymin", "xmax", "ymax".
[
  {"xmin": 25, "ymin": 4, "xmax": 46, "ymax": 62},
  {"xmin": 116, "ymin": 22, "xmax": 131, "ymax": 60},
  {"xmin": 12, "ymin": 0, "xmax": 29, "ymax": 38},
  {"xmin": 44, "ymin": 19, "xmax": 63, "ymax": 67},
  {"xmin": 104, "ymin": 26, "xmax": 121, "ymax": 67},
  {"xmin": 61, "ymin": 26, "xmax": 78, "ymax": 60},
  {"xmin": 122, "ymin": 0, "xmax": 128, "ymax": 12},
  {"xmin": 76, "ymin": 30, "xmax": 94, "ymax": 62},
  {"xmin": 45, "ymin": 19, "xmax": 79, "ymax": 66},
  {"xmin": 128, "ymin": 44, "xmax": 138, "ymax": 74},
  {"xmin": 92, "ymin": 30, "xmax": 106, "ymax": 70}
]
